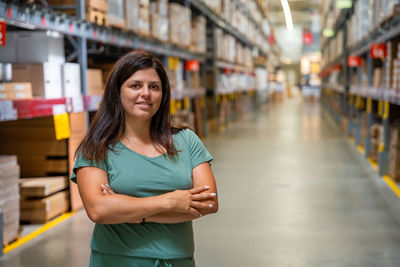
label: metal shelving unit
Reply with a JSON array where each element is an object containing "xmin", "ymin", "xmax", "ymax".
[
  {"xmin": 0, "ymin": 0, "xmax": 270, "ymax": 122},
  {"xmin": 0, "ymin": 1, "xmax": 206, "ymax": 61},
  {"xmin": 321, "ymin": 5, "xmax": 400, "ymax": 178}
]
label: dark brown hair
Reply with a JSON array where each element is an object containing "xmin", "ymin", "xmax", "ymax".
[{"xmin": 77, "ymin": 51, "xmax": 182, "ymax": 161}]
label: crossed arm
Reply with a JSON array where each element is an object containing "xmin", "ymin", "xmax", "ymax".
[{"xmin": 76, "ymin": 162, "xmax": 218, "ymax": 224}]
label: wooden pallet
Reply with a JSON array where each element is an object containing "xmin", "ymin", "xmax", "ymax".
[
  {"xmin": 86, "ymin": 7, "xmax": 108, "ymax": 26},
  {"xmin": 3, "ymin": 226, "xmax": 22, "ymax": 247}
]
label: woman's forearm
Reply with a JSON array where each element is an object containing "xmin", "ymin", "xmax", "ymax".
[{"xmin": 86, "ymin": 193, "xmax": 168, "ymax": 224}]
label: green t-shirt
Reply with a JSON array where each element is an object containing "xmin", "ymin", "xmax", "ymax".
[{"xmin": 71, "ymin": 129, "xmax": 213, "ymax": 259}]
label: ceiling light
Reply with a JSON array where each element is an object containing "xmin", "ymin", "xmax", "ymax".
[
  {"xmin": 281, "ymin": 0, "xmax": 293, "ymax": 31},
  {"xmin": 323, "ymin": 29, "xmax": 335, "ymax": 37}
]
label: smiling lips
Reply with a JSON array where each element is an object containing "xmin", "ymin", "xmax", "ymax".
[{"xmin": 136, "ymin": 102, "xmax": 152, "ymax": 108}]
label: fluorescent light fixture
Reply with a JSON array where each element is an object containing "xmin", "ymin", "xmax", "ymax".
[
  {"xmin": 323, "ymin": 29, "xmax": 335, "ymax": 37},
  {"xmin": 281, "ymin": 0, "xmax": 293, "ymax": 30},
  {"xmin": 336, "ymin": 0, "xmax": 353, "ymax": 9}
]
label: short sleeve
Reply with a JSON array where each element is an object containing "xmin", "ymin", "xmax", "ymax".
[
  {"xmin": 183, "ymin": 129, "xmax": 213, "ymax": 169},
  {"xmin": 70, "ymin": 152, "xmax": 108, "ymax": 184}
]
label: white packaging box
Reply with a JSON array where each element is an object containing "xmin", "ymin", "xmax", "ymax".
[
  {"xmin": 62, "ymin": 63, "xmax": 81, "ymax": 97},
  {"xmin": 108, "ymin": 0, "xmax": 125, "ymax": 28},
  {"xmin": 157, "ymin": 0, "xmax": 168, "ymax": 17},
  {"xmin": 12, "ymin": 63, "xmax": 63, "ymax": 99},
  {"xmin": 16, "ymin": 31, "xmax": 65, "ymax": 64},
  {"xmin": 0, "ymin": 32, "xmax": 17, "ymax": 63}
]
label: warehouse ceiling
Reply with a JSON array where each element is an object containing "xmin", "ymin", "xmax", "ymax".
[
  {"xmin": 266, "ymin": 0, "xmax": 321, "ymax": 64},
  {"xmin": 266, "ymin": 0, "xmax": 321, "ymax": 26}
]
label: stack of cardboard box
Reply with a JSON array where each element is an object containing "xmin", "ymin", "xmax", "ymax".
[
  {"xmin": 191, "ymin": 16, "xmax": 206, "ymax": 53},
  {"xmin": 0, "ymin": 83, "xmax": 32, "ymax": 100},
  {"xmin": 0, "ymin": 117, "xmax": 69, "ymax": 178},
  {"xmin": 47, "ymin": 0, "xmax": 108, "ymax": 26},
  {"xmin": 125, "ymin": 0, "xmax": 150, "ymax": 37},
  {"xmin": 107, "ymin": 0, "xmax": 125, "ymax": 28},
  {"xmin": 0, "ymin": 31, "xmax": 87, "ymax": 99},
  {"xmin": 389, "ymin": 127, "xmax": 400, "ymax": 182},
  {"xmin": 169, "ymin": 3, "xmax": 191, "ymax": 48},
  {"xmin": 0, "ymin": 156, "xmax": 20, "ymax": 245},
  {"xmin": 150, "ymin": 0, "xmax": 168, "ymax": 41},
  {"xmin": 19, "ymin": 177, "xmax": 70, "ymax": 223}
]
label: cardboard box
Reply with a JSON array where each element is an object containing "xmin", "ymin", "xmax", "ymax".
[
  {"xmin": 389, "ymin": 146, "xmax": 400, "ymax": 182},
  {"xmin": 47, "ymin": 0, "xmax": 108, "ymax": 11},
  {"xmin": 390, "ymin": 127, "xmax": 400, "ymax": 148},
  {"xmin": 2, "ymin": 198, "xmax": 20, "ymax": 245},
  {"xmin": 108, "ymin": 0, "xmax": 125, "ymax": 28},
  {"xmin": 15, "ymin": 31, "xmax": 65, "ymax": 65},
  {"xmin": 156, "ymin": 0, "xmax": 168, "ymax": 16},
  {"xmin": 12, "ymin": 63, "xmax": 63, "ymax": 99},
  {"xmin": 191, "ymin": 16, "xmax": 206, "ymax": 53},
  {"xmin": 150, "ymin": 14, "xmax": 168, "ymax": 42},
  {"xmin": 20, "ymin": 177, "xmax": 69, "ymax": 198},
  {"xmin": 0, "ymin": 32, "xmax": 17, "ymax": 63},
  {"xmin": 169, "ymin": 3, "xmax": 191, "ymax": 47},
  {"xmin": 20, "ymin": 190, "xmax": 70, "ymax": 223},
  {"xmin": 68, "ymin": 112, "xmax": 87, "ymax": 211},
  {"xmin": 86, "ymin": 69, "xmax": 104, "ymax": 95},
  {"xmin": 0, "ymin": 156, "xmax": 20, "ymax": 245},
  {"xmin": 62, "ymin": 63, "xmax": 81, "ymax": 97},
  {"xmin": 0, "ymin": 83, "xmax": 32, "ymax": 99}
]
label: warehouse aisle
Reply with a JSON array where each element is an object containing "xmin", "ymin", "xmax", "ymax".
[{"xmin": 2, "ymin": 99, "xmax": 400, "ymax": 267}]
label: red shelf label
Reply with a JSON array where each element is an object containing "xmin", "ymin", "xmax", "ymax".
[
  {"xmin": 347, "ymin": 56, "xmax": 362, "ymax": 67},
  {"xmin": 185, "ymin": 60, "xmax": 200, "ymax": 71},
  {"xmin": 69, "ymin": 23, "xmax": 74, "ymax": 33},
  {"xmin": 0, "ymin": 21, "xmax": 6, "ymax": 47},
  {"xmin": 41, "ymin": 17, "xmax": 46, "ymax": 27},
  {"xmin": 370, "ymin": 43, "xmax": 387, "ymax": 59},
  {"xmin": 6, "ymin": 8, "xmax": 12, "ymax": 19},
  {"xmin": 93, "ymin": 30, "xmax": 97, "ymax": 38}
]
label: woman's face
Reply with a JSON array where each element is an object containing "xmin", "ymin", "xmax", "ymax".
[{"xmin": 120, "ymin": 68, "xmax": 162, "ymax": 123}]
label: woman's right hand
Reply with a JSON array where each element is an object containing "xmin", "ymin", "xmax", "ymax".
[{"xmin": 164, "ymin": 186, "xmax": 217, "ymax": 217}]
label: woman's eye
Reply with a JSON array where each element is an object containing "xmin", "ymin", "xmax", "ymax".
[
  {"xmin": 130, "ymin": 83, "xmax": 140, "ymax": 89},
  {"xmin": 150, "ymin": 85, "xmax": 160, "ymax": 90}
]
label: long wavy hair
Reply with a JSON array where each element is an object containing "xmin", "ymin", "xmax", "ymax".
[{"xmin": 77, "ymin": 51, "xmax": 181, "ymax": 161}]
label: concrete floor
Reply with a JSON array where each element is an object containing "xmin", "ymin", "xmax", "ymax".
[{"xmin": 2, "ymin": 99, "xmax": 400, "ymax": 267}]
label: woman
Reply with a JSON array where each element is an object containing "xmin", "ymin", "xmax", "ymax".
[{"xmin": 71, "ymin": 51, "xmax": 218, "ymax": 266}]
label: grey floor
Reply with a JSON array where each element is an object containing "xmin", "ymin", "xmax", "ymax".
[{"xmin": 2, "ymin": 99, "xmax": 400, "ymax": 267}]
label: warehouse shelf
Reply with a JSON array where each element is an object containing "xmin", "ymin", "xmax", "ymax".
[
  {"xmin": 321, "ymin": 54, "xmax": 344, "ymax": 74},
  {"xmin": 348, "ymin": 86, "xmax": 400, "ymax": 105},
  {"xmin": 349, "ymin": 14, "xmax": 400, "ymax": 56},
  {"xmin": 188, "ymin": 0, "xmax": 268, "ymax": 57},
  {"xmin": 0, "ymin": 1, "xmax": 206, "ymax": 61},
  {"xmin": 216, "ymin": 60, "xmax": 253, "ymax": 72},
  {"xmin": 0, "ymin": 88, "xmax": 209, "ymax": 122},
  {"xmin": 322, "ymin": 83, "xmax": 345, "ymax": 93},
  {"xmin": 216, "ymin": 88, "xmax": 255, "ymax": 96}
]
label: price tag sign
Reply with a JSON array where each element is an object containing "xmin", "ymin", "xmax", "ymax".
[
  {"xmin": 370, "ymin": 43, "xmax": 387, "ymax": 59},
  {"xmin": 53, "ymin": 105, "xmax": 70, "ymax": 140},
  {"xmin": 0, "ymin": 21, "xmax": 6, "ymax": 46},
  {"xmin": 347, "ymin": 56, "xmax": 361, "ymax": 67},
  {"xmin": 183, "ymin": 97, "xmax": 190, "ymax": 109},
  {"xmin": 168, "ymin": 57, "xmax": 179, "ymax": 71},
  {"xmin": 176, "ymin": 100, "xmax": 182, "ymax": 110},
  {"xmin": 170, "ymin": 100, "xmax": 176, "ymax": 114},
  {"xmin": 185, "ymin": 60, "xmax": 200, "ymax": 72}
]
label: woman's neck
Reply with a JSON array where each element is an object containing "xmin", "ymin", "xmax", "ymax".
[{"xmin": 124, "ymin": 118, "xmax": 152, "ymax": 144}]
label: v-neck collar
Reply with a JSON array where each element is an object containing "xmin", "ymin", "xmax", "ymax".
[{"xmin": 117, "ymin": 141, "xmax": 166, "ymax": 160}]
